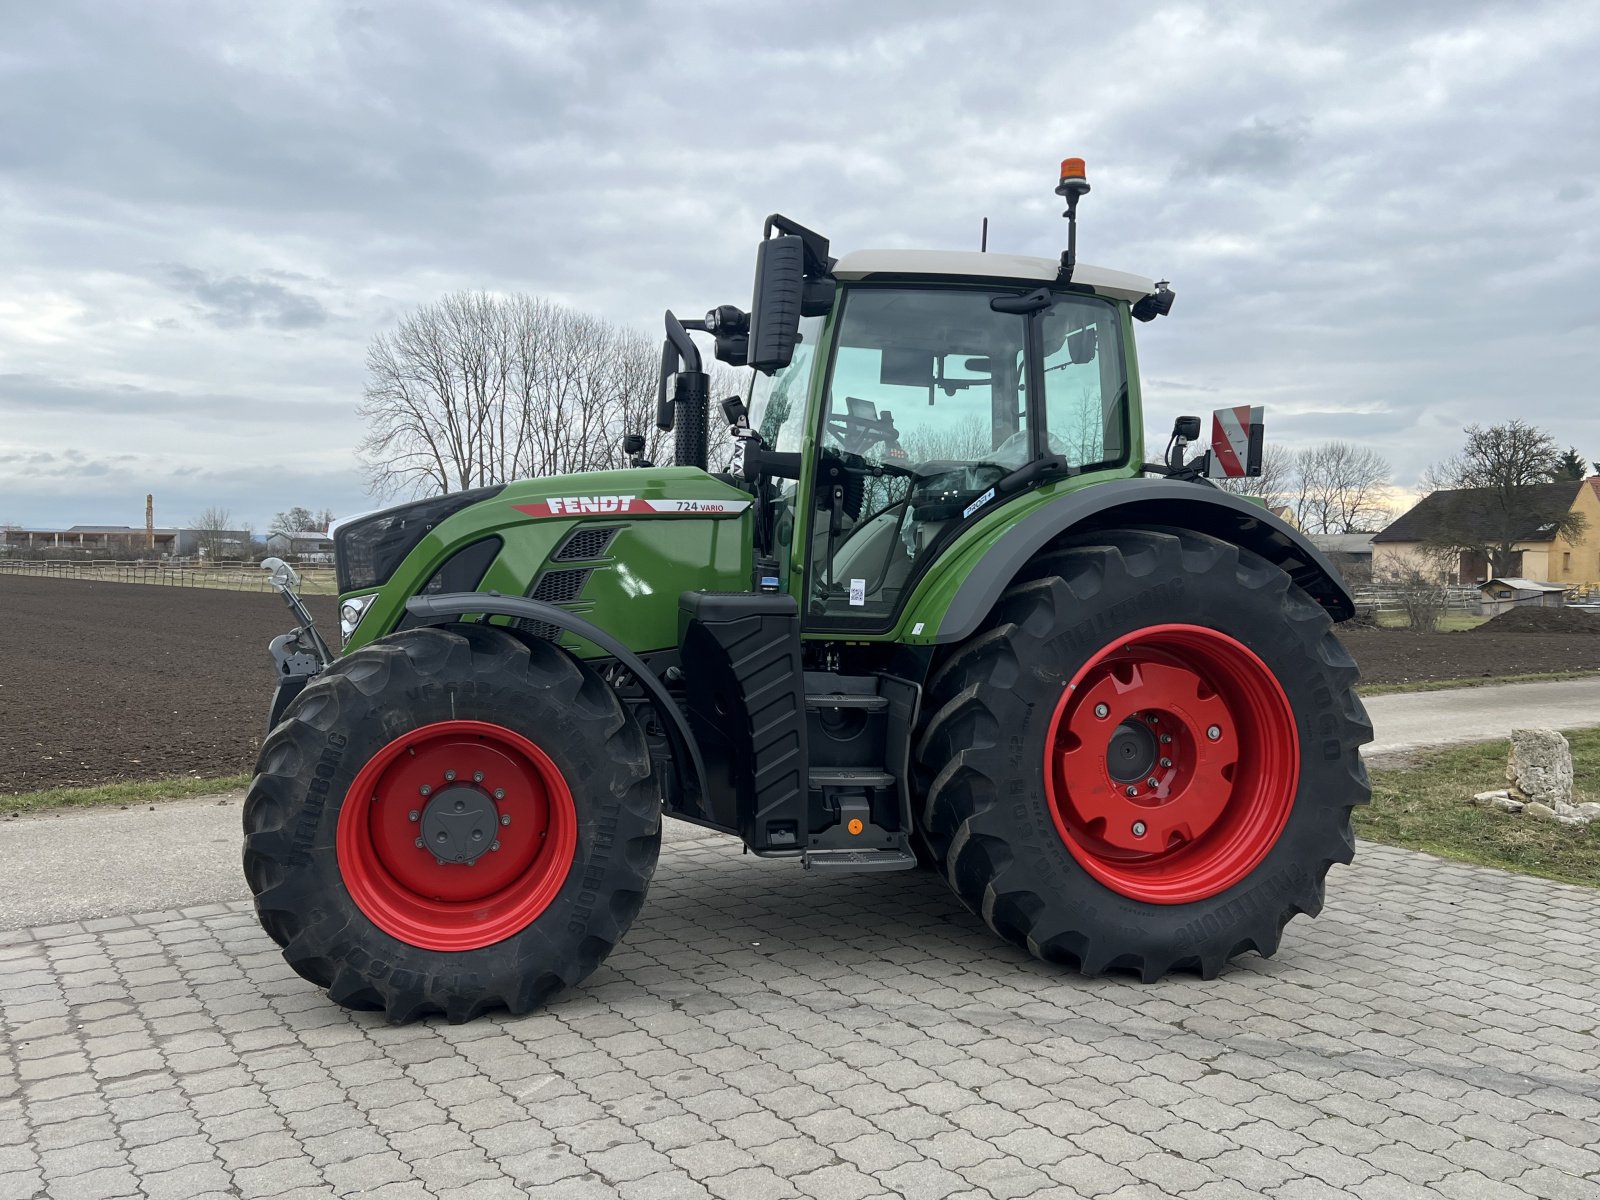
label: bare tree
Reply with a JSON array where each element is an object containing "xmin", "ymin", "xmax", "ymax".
[
  {"xmin": 1212, "ymin": 441, "xmax": 1294, "ymax": 513},
  {"xmin": 270, "ymin": 506, "xmax": 323, "ymax": 535},
  {"xmin": 1292, "ymin": 442, "xmax": 1393, "ymax": 534},
  {"xmin": 1425, "ymin": 420, "xmax": 1588, "ymax": 577},
  {"xmin": 359, "ymin": 293, "xmax": 675, "ymax": 498},
  {"xmin": 190, "ymin": 506, "xmax": 233, "ymax": 559},
  {"xmin": 1373, "ymin": 547, "xmax": 1458, "ymax": 632}
]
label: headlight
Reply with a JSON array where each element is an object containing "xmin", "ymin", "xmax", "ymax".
[
  {"xmin": 339, "ymin": 594, "xmax": 378, "ymax": 644},
  {"xmin": 334, "ymin": 485, "xmax": 504, "ymax": 593}
]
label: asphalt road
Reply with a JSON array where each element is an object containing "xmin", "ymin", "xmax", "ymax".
[{"xmin": 5, "ymin": 675, "xmax": 1600, "ymax": 932}]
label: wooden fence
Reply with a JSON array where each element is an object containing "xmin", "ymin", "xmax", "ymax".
[{"xmin": 0, "ymin": 558, "xmax": 338, "ymax": 595}]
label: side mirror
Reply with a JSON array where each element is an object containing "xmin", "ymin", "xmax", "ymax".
[
  {"xmin": 747, "ymin": 234, "xmax": 806, "ymax": 373},
  {"xmin": 1067, "ymin": 327, "xmax": 1097, "ymax": 365}
]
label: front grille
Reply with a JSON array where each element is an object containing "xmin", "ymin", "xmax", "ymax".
[
  {"xmin": 512, "ymin": 618, "xmax": 563, "ymax": 642},
  {"xmin": 530, "ymin": 568, "xmax": 590, "ymax": 604},
  {"xmin": 553, "ymin": 526, "xmax": 618, "ymax": 561}
]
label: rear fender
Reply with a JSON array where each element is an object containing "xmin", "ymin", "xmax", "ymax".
[{"xmin": 934, "ymin": 478, "xmax": 1355, "ymax": 644}]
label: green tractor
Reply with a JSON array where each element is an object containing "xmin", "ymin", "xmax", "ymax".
[{"xmin": 247, "ymin": 160, "xmax": 1370, "ymax": 1022}]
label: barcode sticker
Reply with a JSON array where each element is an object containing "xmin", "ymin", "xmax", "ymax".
[{"xmin": 848, "ymin": 578, "xmax": 866, "ymax": 606}]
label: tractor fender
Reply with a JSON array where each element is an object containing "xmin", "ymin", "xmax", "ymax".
[
  {"xmin": 403, "ymin": 592, "xmax": 707, "ymax": 805},
  {"xmin": 935, "ymin": 477, "xmax": 1355, "ymax": 644}
]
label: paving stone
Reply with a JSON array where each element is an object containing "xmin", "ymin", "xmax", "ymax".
[{"xmin": 4, "ymin": 840, "xmax": 1600, "ymax": 1200}]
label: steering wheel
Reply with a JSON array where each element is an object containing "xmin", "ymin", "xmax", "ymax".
[{"xmin": 825, "ymin": 397, "xmax": 903, "ymax": 458}]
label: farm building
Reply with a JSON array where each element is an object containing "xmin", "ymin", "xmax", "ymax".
[
  {"xmin": 0, "ymin": 524, "xmax": 252, "ymax": 558},
  {"xmin": 1372, "ymin": 479, "xmax": 1600, "ymax": 587},
  {"xmin": 265, "ymin": 531, "xmax": 334, "ymax": 562},
  {"xmin": 1477, "ymin": 578, "xmax": 1566, "ymax": 615},
  {"xmin": 1310, "ymin": 532, "xmax": 1375, "ymax": 585}
]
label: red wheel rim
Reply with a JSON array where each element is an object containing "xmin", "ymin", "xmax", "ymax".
[
  {"xmin": 336, "ymin": 719, "xmax": 578, "ymax": 951},
  {"xmin": 1044, "ymin": 624, "xmax": 1298, "ymax": 904}
]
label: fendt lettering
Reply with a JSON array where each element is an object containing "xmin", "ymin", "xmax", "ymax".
[{"xmin": 250, "ymin": 159, "xmax": 1369, "ymax": 1022}]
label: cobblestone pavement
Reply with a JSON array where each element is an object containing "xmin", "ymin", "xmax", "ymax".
[{"xmin": 3, "ymin": 829, "xmax": 1599, "ymax": 1200}]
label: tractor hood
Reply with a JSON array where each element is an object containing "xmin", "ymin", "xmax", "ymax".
[
  {"xmin": 495, "ymin": 466, "xmax": 753, "ymax": 520},
  {"xmin": 338, "ymin": 466, "xmax": 755, "ymax": 657}
]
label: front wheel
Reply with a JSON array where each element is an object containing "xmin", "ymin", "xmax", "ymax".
[
  {"xmin": 916, "ymin": 528, "xmax": 1371, "ymax": 980},
  {"xmin": 243, "ymin": 625, "xmax": 659, "ymax": 1022}
]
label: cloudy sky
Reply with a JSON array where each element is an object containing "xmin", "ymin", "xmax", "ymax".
[{"xmin": 3, "ymin": 0, "xmax": 1598, "ymax": 533}]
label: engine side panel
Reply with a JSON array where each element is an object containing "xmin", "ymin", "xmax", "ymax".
[{"xmin": 345, "ymin": 468, "xmax": 753, "ymax": 656}]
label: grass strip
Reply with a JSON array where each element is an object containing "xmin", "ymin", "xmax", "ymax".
[
  {"xmin": 1359, "ymin": 669, "xmax": 1600, "ymax": 697},
  {"xmin": 1359, "ymin": 729, "xmax": 1599, "ymax": 887},
  {"xmin": 1, "ymin": 775, "xmax": 252, "ymax": 816}
]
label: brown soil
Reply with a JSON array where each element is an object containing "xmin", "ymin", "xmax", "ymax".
[
  {"xmin": 4, "ymin": 575, "xmax": 1599, "ymax": 793},
  {"xmin": 1339, "ymin": 625, "xmax": 1600, "ymax": 687},
  {"xmin": 1469, "ymin": 606, "xmax": 1600, "ymax": 635},
  {"xmin": 1, "ymin": 574, "xmax": 333, "ymax": 795}
]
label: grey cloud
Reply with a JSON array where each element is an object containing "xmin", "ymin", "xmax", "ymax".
[
  {"xmin": 1179, "ymin": 117, "xmax": 1311, "ymax": 184},
  {"xmin": 154, "ymin": 265, "xmax": 330, "ymax": 330}
]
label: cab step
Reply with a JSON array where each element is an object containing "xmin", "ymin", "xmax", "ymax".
[{"xmin": 802, "ymin": 846, "xmax": 918, "ymax": 872}]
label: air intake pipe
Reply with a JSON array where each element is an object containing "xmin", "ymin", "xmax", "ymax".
[{"xmin": 656, "ymin": 310, "xmax": 710, "ymax": 471}]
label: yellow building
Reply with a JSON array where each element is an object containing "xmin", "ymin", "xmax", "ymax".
[{"xmin": 1371, "ymin": 478, "xmax": 1600, "ymax": 587}]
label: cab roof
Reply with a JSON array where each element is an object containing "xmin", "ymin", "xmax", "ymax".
[{"xmin": 831, "ymin": 249, "xmax": 1158, "ymax": 304}]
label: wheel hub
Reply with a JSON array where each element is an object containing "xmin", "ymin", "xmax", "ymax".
[
  {"xmin": 1105, "ymin": 719, "xmax": 1157, "ymax": 783},
  {"xmin": 335, "ymin": 720, "xmax": 578, "ymax": 952},
  {"xmin": 419, "ymin": 785, "xmax": 499, "ymax": 865},
  {"xmin": 1044, "ymin": 624, "xmax": 1299, "ymax": 904}
]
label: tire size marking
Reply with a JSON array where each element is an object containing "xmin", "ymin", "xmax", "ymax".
[{"xmin": 287, "ymin": 732, "xmax": 347, "ymax": 867}]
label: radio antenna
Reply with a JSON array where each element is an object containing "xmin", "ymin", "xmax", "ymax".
[{"xmin": 980, "ymin": 217, "xmax": 989, "ymax": 252}]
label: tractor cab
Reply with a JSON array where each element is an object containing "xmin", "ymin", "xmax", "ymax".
[{"xmin": 747, "ymin": 254, "xmax": 1151, "ymax": 627}]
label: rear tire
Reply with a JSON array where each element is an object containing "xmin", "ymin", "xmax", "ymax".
[
  {"xmin": 915, "ymin": 528, "xmax": 1371, "ymax": 980},
  {"xmin": 243, "ymin": 625, "xmax": 659, "ymax": 1022}
]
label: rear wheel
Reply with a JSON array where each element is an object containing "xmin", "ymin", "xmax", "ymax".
[
  {"xmin": 915, "ymin": 528, "xmax": 1371, "ymax": 980},
  {"xmin": 243, "ymin": 625, "xmax": 659, "ymax": 1022}
]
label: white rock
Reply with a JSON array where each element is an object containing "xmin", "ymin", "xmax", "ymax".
[
  {"xmin": 1576, "ymin": 803, "xmax": 1600, "ymax": 820},
  {"xmin": 1553, "ymin": 814, "xmax": 1590, "ymax": 827},
  {"xmin": 1524, "ymin": 801, "xmax": 1559, "ymax": 821},
  {"xmin": 1506, "ymin": 729, "xmax": 1574, "ymax": 808},
  {"xmin": 1472, "ymin": 790, "xmax": 1525, "ymax": 813}
]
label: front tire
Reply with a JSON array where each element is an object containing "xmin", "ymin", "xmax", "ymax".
[
  {"xmin": 916, "ymin": 528, "xmax": 1371, "ymax": 980},
  {"xmin": 243, "ymin": 625, "xmax": 659, "ymax": 1022}
]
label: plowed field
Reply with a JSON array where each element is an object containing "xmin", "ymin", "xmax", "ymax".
[{"xmin": 4, "ymin": 575, "xmax": 1599, "ymax": 793}]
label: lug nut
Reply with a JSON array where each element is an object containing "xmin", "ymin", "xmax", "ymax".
[
  {"xmin": 1147, "ymin": 776, "xmax": 1160, "ymax": 788},
  {"xmin": 500, "ymin": 814, "xmax": 511, "ymax": 826},
  {"xmin": 408, "ymin": 810, "xmax": 420, "ymax": 822},
  {"xmin": 414, "ymin": 837, "xmax": 424, "ymax": 848},
  {"xmin": 1094, "ymin": 704, "xmax": 1110, "ymax": 719},
  {"xmin": 1132, "ymin": 821, "xmax": 1147, "ymax": 837},
  {"xmin": 1125, "ymin": 785, "xmax": 1138, "ymax": 797},
  {"xmin": 490, "ymin": 840, "xmax": 501, "ymax": 852},
  {"xmin": 444, "ymin": 770, "xmax": 456, "ymax": 782},
  {"xmin": 473, "ymin": 771, "xmax": 484, "ymax": 783},
  {"xmin": 1159, "ymin": 758, "xmax": 1172, "ymax": 769},
  {"xmin": 419, "ymin": 784, "xmax": 432, "ymax": 797},
  {"xmin": 1160, "ymin": 734, "xmax": 1172, "ymax": 744},
  {"xmin": 1207, "ymin": 725, "xmax": 1222, "ymax": 741},
  {"xmin": 493, "ymin": 788, "xmax": 506, "ymax": 800}
]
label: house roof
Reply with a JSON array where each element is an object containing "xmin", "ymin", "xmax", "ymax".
[
  {"xmin": 1372, "ymin": 482, "xmax": 1583, "ymax": 545},
  {"xmin": 1311, "ymin": 533, "xmax": 1376, "ymax": 555},
  {"xmin": 1478, "ymin": 578, "xmax": 1565, "ymax": 593}
]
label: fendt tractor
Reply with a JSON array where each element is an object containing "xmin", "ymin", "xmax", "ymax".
[{"xmin": 248, "ymin": 160, "xmax": 1372, "ymax": 1022}]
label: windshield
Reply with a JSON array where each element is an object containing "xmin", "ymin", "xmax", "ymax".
[{"xmin": 810, "ymin": 286, "xmax": 1126, "ymax": 626}]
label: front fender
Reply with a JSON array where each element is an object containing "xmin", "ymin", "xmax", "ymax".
[{"xmin": 931, "ymin": 477, "xmax": 1355, "ymax": 644}]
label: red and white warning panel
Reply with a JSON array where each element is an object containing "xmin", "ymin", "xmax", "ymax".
[
  {"xmin": 1206, "ymin": 405, "xmax": 1265, "ymax": 479},
  {"xmin": 512, "ymin": 496, "xmax": 752, "ymax": 519}
]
